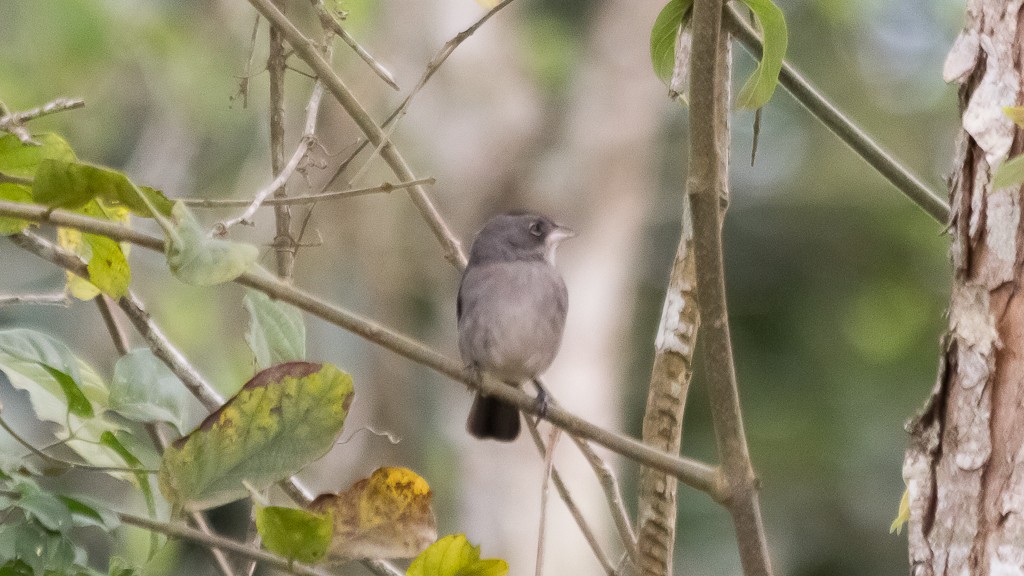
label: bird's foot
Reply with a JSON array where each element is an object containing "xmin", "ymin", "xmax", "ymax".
[{"xmin": 534, "ymin": 386, "xmax": 549, "ymax": 419}]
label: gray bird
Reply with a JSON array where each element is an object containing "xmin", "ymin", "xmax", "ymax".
[{"xmin": 458, "ymin": 211, "xmax": 574, "ymax": 441}]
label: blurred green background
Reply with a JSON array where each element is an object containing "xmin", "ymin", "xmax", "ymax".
[{"xmin": 0, "ymin": 0, "xmax": 963, "ymax": 574}]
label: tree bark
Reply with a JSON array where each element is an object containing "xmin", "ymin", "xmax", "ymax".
[{"xmin": 904, "ymin": 2, "xmax": 1024, "ymax": 574}]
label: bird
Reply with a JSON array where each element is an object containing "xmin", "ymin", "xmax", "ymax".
[{"xmin": 457, "ymin": 211, "xmax": 574, "ymax": 441}]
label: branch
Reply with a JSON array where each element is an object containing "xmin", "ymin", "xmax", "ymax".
[
  {"xmin": 687, "ymin": 2, "xmax": 772, "ymax": 575},
  {"xmin": 723, "ymin": 5, "xmax": 948, "ymax": 224},
  {"xmin": 0, "ymin": 203, "xmax": 721, "ymax": 494},
  {"xmin": 182, "ymin": 178, "xmax": 435, "ymax": 208},
  {"xmin": 7, "ymin": 231, "xmax": 225, "ymax": 412},
  {"xmin": 0, "ymin": 97, "xmax": 85, "ymax": 144},
  {"xmin": 637, "ymin": 222, "xmax": 700, "ymax": 576},
  {"xmin": 309, "ymin": 0, "xmax": 399, "ymax": 90},
  {"xmin": 0, "ymin": 292, "xmax": 69, "ymax": 307},
  {"xmin": 568, "ymin": 434, "xmax": 637, "ymax": 561},
  {"xmin": 266, "ymin": 0, "xmax": 294, "ymax": 280},
  {"xmin": 116, "ymin": 511, "xmax": 337, "ymax": 576},
  {"xmin": 245, "ymin": 0, "xmax": 467, "ymax": 268},
  {"xmin": 320, "ymin": 0, "xmax": 517, "ymax": 196},
  {"xmin": 96, "ymin": 296, "xmax": 131, "ymax": 355},
  {"xmin": 524, "ymin": 420, "xmax": 616, "ymax": 575}
]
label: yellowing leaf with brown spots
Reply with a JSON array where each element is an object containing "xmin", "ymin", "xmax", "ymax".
[
  {"xmin": 309, "ymin": 466, "xmax": 437, "ymax": 560},
  {"xmin": 158, "ymin": 361, "xmax": 354, "ymax": 511}
]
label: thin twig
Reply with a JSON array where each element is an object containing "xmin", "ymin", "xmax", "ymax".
[
  {"xmin": 525, "ymin": 420, "xmax": 616, "ymax": 575},
  {"xmin": 0, "ymin": 97, "xmax": 85, "ymax": 144},
  {"xmin": 116, "ymin": 511, "xmax": 337, "ymax": 576},
  {"xmin": 182, "ymin": 178, "xmax": 435, "ymax": 208},
  {"xmin": 309, "ymin": 0, "xmax": 399, "ymax": 90},
  {"xmin": 568, "ymin": 434, "xmax": 638, "ymax": 560},
  {"xmin": 96, "ymin": 296, "xmax": 131, "ymax": 355},
  {"xmin": 0, "ymin": 204, "xmax": 722, "ymax": 494},
  {"xmin": 723, "ymin": 5, "xmax": 948, "ymax": 223},
  {"xmin": 687, "ymin": 2, "xmax": 772, "ymax": 575},
  {"xmin": 0, "ymin": 292, "xmax": 69, "ymax": 307},
  {"xmin": 535, "ymin": 426, "xmax": 560, "ymax": 576},
  {"xmin": 246, "ymin": 0, "xmax": 467, "ymax": 268},
  {"xmin": 321, "ymin": 0, "xmax": 517, "ymax": 194},
  {"xmin": 0, "ymin": 414, "xmax": 156, "ymax": 474}
]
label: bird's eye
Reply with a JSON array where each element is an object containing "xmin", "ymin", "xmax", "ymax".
[{"xmin": 529, "ymin": 221, "xmax": 543, "ymax": 237}]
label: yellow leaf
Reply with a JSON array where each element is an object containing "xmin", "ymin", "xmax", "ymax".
[
  {"xmin": 474, "ymin": 0, "xmax": 501, "ymax": 7},
  {"xmin": 310, "ymin": 466, "xmax": 437, "ymax": 560},
  {"xmin": 1004, "ymin": 106, "xmax": 1024, "ymax": 128},
  {"xmin": 58, "ymin": 227, "xmax": 100, "ymax": 301},
  {"xmin": 890, "ymin": 487, "xmax": 910, "ymax": 535}
]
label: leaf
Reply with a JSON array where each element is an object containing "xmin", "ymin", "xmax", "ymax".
[
  {"xmin": 99, "ymin": 431, "xmax": 156, "ymax": 518},
  {"xmin": 110, "ymin": 349, "xmax": 191, "ymax": 432},
  {"xmin": 32, "ymin": 159, "xmax": 172, "ymax": 216},
  {"xmin": 0, "ymin": 184, "xmax": 33, "ymax": 236},
  {"xmin": 735, "ymin": 0, "xmax": 788, "ymax": 109},
  {"xmin": 41, "ymin": 365, "xmax": 94, "ymax": 418},
  {"xmin": 407, "ymin": 534, "xmax": 508, "ymax": 576},
  {"xmin": 0, "ymin": 329, "xmax": 100, "ymax": 423},
  {"xmin": 890, "ymin": 487, "xmax": 910, "ymax": 535},
  {"xmin": 165, "ymin": 202, "xmax": 259, "ymax": 286},
  {"xmin": 650, "ymin": 0, "xmax": 692, "ymax": 86},
  {"xmin": 56, "ymin": 199, "xmax": 132, "ymax": 300},
  {"xmin": 59, "ymin": 495, "xmax": 120, "ymax": 530},
  {"xmin": 1003, "ymin": 106, "xmax": 1024, "ymax": 128},
  {"xmin": 0, "ymin": 134, "xmax": 76, "ymax": 179},
  {"xmin": 158, "ymin": 362, "xmax": 355, "ymax": 510},
  {"xmin": 255, "ymin": 506, "xmax": 333, "ymax": 564},
  {"xmin": 15, "ymin": 482, "xmax": 74, "ymax": 533},
  {"xmin": 310, "ymin": 467, "xmax": 437, "ymax": 560},
  {"xmin": 993, "ymin": 153, "xmax": 1024, "ymax": 190},
  {"xmin": 244, "ymin": 290, "xmax": 306, "ymax": 370}
]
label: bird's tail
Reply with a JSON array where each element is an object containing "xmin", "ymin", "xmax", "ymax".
[{"xmin": 466, "ymin": 393, "xmax": 520, "ymax": 441}]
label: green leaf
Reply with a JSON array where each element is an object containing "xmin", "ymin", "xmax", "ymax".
[
  {"xmin": 59, "ymin": 496, "xmax": 120, "ymax": 530},
  {"xmin": 99, "ymin": 432, "xmax": 156, "ymax": 518},
  {"xmin": 0, "ymin": 329, "xmax": 102, "ymax": 424},
  {"xmin": 407, "ymin": 534, "xmax": 508, "ymax": 576},
  {"xmin": 244, "ymin": 290, "xmax": 306, "ymax": 370},
  {"xmin": 993, "ymin": 153, "xmax": 1024, "ymax": 190},
  {"xmin": 650, "ymin": 0, "xmax": 692, "ymax": 86},
  {"xmin": 0, "ymin": 134, "xmax": 76, "ymax": 179},
  {"xmin": 735, "ymin": 0, "xmax": 788, "ymax": 109},
  {"xmin": 158, "ymin": 362, "xmax": 355, "ymax": 510},
  {"xmin": 165, "ymin": 202, "xmax": 259, "ymax": 286},
  {"xmin": 0, "ymin": 184, "xmax": 33, "ymax": 236},
  {"xmin": 32, "ymin": 159, "xmax": 172, "ymax": 216},
  {"xmin": 40, "ymin": 365, "xmax": 94, "ymax": 418},
  {"xmin": 255, "ymin": 506, "xmax": 333, "ymax": 564},
  {"xmin": 15, "ymin": 482, "xmax": 73, "ymax": 533},
  {"xmin": 110, "ymin": 349, "xmax": 191, "ymax": 432}
]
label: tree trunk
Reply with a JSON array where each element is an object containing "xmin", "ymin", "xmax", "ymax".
[{"xmin": 903, "ymin": 2, "xmax": 1024, "ymax": 574}]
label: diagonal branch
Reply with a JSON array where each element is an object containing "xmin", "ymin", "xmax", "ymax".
[
  {"xmin": 723, "ymin": 5, "xmax": 948, "ymax": 223},
  {"xmin": 687, "ymin": 1, "xmax": 772, "ymax": 575},
  {"xmin": 0, "ymin": 202, "xmax": 721, "ymax": 495},
  {"xmin": 245, "ymin": 0, "xmax": 467, "ymax": 268},
  {"xmin": 0, "ymin": 97, "xmax": 85, "ymax": 145},
  {"xmin": 309, "ymin": 0, "xmax": 399, "ymax": 90},
  {"xmin": 183, "ymin": 178, "xmax": 435, "ymax": 208}
]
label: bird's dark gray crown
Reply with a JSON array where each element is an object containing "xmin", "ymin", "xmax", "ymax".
[{"xmin": 468, "ymin": 211, "xmax": 557, "ymax": 265}]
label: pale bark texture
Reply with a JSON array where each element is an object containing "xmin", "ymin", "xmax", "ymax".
[
  {"xmin": 637, "ymin": 225, "xmax": 700, "ymax": 576},
  {"xmin": 903, "ymin": 2, "xmax": 1024, "ymax": 575}
]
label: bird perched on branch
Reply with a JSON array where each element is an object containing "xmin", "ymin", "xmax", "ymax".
[{"xmin": 457, "ymin": 211, "xmax": 574, "ymax": 441}]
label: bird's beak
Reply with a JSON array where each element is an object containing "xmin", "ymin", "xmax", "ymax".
[
  {"xmin": 544, "ymin": 225, "xmax": 575, "ymax": 265},
  {"xmin": 547, "ymin": 225, "xmax": 576, "ymax": 246}
]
